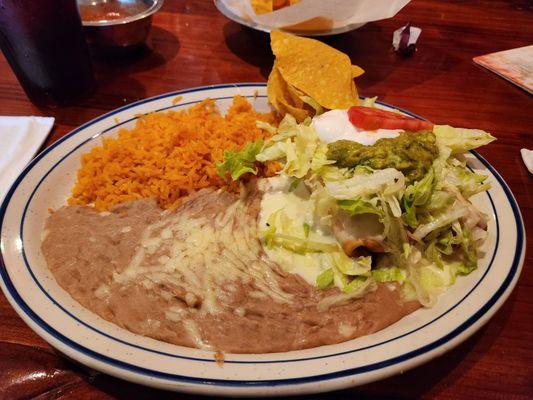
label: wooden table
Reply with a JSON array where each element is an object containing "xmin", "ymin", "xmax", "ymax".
[{"xmin": 1, "ymin": 0, "xmax": 531, "ymax": 398}]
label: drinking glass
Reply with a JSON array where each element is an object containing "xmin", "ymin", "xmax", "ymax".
[{"xmin": 0, "ymin": 0, "xmax": 95, "ymax": 106}]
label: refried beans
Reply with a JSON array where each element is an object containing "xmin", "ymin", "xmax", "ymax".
[{"xmin": 42, "ymin": 180, "xmax": 419, "ymax": 354}]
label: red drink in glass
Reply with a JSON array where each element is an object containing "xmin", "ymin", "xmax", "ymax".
[{"xmin": 0, "ymin": 0, "xmax": 95, "ymax": 106}]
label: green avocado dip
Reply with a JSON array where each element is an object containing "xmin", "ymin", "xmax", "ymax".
[{"xmin": 327, "ymin": 131, "xmax": 438, "ymax": 183}]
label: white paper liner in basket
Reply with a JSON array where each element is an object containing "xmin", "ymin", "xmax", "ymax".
[{"xmin": 222, "ymin": 0, "xmax": 411, "ymax": 32}]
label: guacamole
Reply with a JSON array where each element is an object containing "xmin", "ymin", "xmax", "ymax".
[{"xmin": 327, "ymin": 131, "xmax": 438, "ymax": 183}]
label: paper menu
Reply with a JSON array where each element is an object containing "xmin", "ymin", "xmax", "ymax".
[{"xmin": 473, "ymin": 45, "xmax": 533, "ymax": 94}]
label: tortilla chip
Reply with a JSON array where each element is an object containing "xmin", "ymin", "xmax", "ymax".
[
  {"xmin": 278, "ymin": 99, "xmax": 310, "ymax": 122},
  {"xmin": 273, "ymin": 0, "xmax": 290, "ymax": 10},
  {"xmin": 350, "ymin": 80, "xmax": 359, "ymax": 103},
  {"xmin": 284, "ymin": 79, "xmax": 306, "ymax": 108},
  {"xmin": 270, "ymin": 30, "xmax": 359, "ymax": 110},
  {"xmin": 252, "ymin": 0, "xmax": 295, "ymax": 13},
  {"xmin": 267, "ymin": 62, "xmax": 293, "ymax": 106},
  {"xmin": 267, "ymin": 63, "xmax": 284, "ymax": 110},
  {"xmin": 250, "ymin": 0, "xmax": 272, "ymax": 14},
  {"xmin": 352, "ymin": 65, "xmax": 365, "ymax": 78},
  {"xmin": 282, "ymin": 17, "xmax": 334, "ymax": 33},
  {"xmin": 267, "ymin": 64, "xmax": 310, "ymax": 122}
]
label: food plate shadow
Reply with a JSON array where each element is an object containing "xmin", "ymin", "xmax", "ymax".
[
  {"xmin": 42, "ymin": 76, "xmax": 147, "ymax": 122},
  {"xmin": 323, "ymin": 24, "xmax": 461, "ymax": 94},
  {"xmin": 223, "ymin": 22, "xmax": 273, "ymax": 79},
  {"xmin": 85, "ymin": 324, "xmax": 488, "ymax": 400},
  {"xmin": 352, "ymin": 325, "xmax": 491, "ymax": 398},
  {"xmin": 351, "ymin": 284, "xmax": 517, "ymax": 398},
  {"xmin": 91, "ymin": 26, "xmax": 181, "ymax": 73}
]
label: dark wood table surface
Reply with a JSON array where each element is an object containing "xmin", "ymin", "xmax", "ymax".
[{"xmin": 1, "ymin": 0, "xmax": 532, "ymax": 398}]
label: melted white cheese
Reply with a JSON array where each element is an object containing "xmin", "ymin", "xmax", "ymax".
[
  {"xmin": 259, "ymin": 176, "xmax": 339, "ymax": 287},
  {"xmin": 338, "ymin": 323, "xmax": 356, "ymax": 338},
  {"xmin": 114, "ymin": 194, "xmax": 294, "ymax": 317},
  {"xmin": 311, "ymin": 109, "xmax": 402, "ymax": 146}
]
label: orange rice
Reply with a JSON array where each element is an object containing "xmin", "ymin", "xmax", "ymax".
[{"xmin": 68, "ymin": 96, "xmax": 278, "ymax": 210}]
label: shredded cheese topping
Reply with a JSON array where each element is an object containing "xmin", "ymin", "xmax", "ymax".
[{"xmin": 113, "ymin": 192, "xmax": 294, "ymax": 346}]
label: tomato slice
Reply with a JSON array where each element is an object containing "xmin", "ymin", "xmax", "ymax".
[{"xmin": 348, "ymin": 106, "xmax": 434, "ymax": 131}]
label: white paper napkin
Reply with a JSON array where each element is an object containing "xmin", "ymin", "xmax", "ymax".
[
  {"xmin": 392, "ymin": 24, "xmax": 421, "ymax": 51},
  {"xmin": 0, "ymin": 116, "xmax": 54, "ymax": 202},
  {"xmin": 521, "ymin": 148, "xmax": 533, "ymax": 174}
]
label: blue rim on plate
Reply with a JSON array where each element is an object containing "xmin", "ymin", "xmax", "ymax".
[{"xmin": 0, "ymin": 83, "xmax": 525, "ymax": 387}]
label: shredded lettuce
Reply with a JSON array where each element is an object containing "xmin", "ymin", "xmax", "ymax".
[
  {"xmin": 380, "ymin": 196, "xmax": 408, "ymax": 258},
  {"xmin": 317, "ymin": 278, "xmax": 377, "ymax": 311},
  {"xmin": 309, "ymin": 185, "xmax": 338, "ymax": 226},
  {"xmin": 319, "ymin": 166, "xmax": 352, "ymax": 182},
  {"xmin": 256, "ymin": 120, "xmax": 277, "ymax": 135},
  {"xmin": 434, "ymin": 125, "xmax": 495, "ymax": 157},
  {"xmin": 285, "ymin": 126, "xmax": 318, "ymax": 178},
  {"xmin": 288, "ymin": 178, "xmax": 301, "ymax": 192},
  {"xmin": 403, "ymin": 216, "xmax": 481, "ymax": 306},
  {"xmin": 216, "ymin": 139, "xmax": 263, "ymax": 181},
  {"xmin": 417, "ymin": 263, "xmax": 456, "ymax": 305},
  {"xmin": 424, "ymin": 226, "xmax": 459, "ymax": 268},
  {"xmin": 310, "ymin": 143, "xmax": 336, "ymax": 174},
  {"xmin": 424, "ymin": 223, "xmax": 478, "ymax": 274},
  {"xmin": 412, "ymin": 206, "xmax": 469, "ymax": 240},
  {"xmin": 262, "ymin": 208, "xmax": 338, "ymax": 254},
  {"xmin": 316, "ymin": 268, "xmax": 334, "ymax": 289},
  {"xmin": 425, "ymin": 190, "xmax": 454, "ymax": 214},
  {"xmin": 255, "ymin": 141, "xmax": 286, "ymax": 162},
  {"xmin": 456, "ymin": 168, "xmax": 490, "ymax": 198},
  {"xmin": 256, "ymin": 115, "xmax": 318, "ymax": 178},
  {"xmin": 273, "ymin": 114, "xmax": 299, "ymax": 141},
  {"xmin": 442, "ymin": 164, "xmax": 490, "ymax": 198},
  {"xmin": 334, "ymin": 254, "xmax": 371, "ymax": 276},
  {"xmin": 248, "ymin": 108, "xmax": 493, "ymax": 308},
  {"xmin": 337, "ymin": 197, "xmax": 383, "ymax": 217},
  {"xmin": 265, "ymin": 232, "xmax": 338, "ymax": 254},
  {"xmin": 361, "ymin": 96, "xmax": 378, "ymax": 108},
  {"xmin": 343, "ymin": 276, "xmax": 369, "ymax": 293},
  {"xmin": 303, "ymin": 222, "xmax": 310, "ymax": 238},
  {"xmin": 456, "ymin": 223, "xmax": 478, "ymax": 274},
  {"xmin": 371, "ymin": 267, "xmax": 406, "ymax": 283},
  {"xmin": 405, "ymin": 258, "xmax": 479, "ymax": 306},
  {"xmin": 384, "ymin": 194, "xmax": 403, "ymax": 218},
  {"xmin": 325, "ymin": 168, "xmax": 405, "ymax": 200},
  {"xmin": 299, "ymin": 95, "xmax": 324, "ymax": 115},
  {"xmin": 401, "ymin": 169, "xmax": 435, "ymax": 228}
]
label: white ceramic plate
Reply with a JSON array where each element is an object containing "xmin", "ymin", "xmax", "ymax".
[
  {"xmin": 214, "ymin": 0, "xmax": 365, "ymax": 36},
  {"xmin": 0, "ymin": 84, "xmax": 525, "ymax": 396}
]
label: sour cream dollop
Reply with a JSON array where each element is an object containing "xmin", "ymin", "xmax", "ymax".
[{"xmin": 311, "ymin": 109, "xmax": 402, "ymax": 146}]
